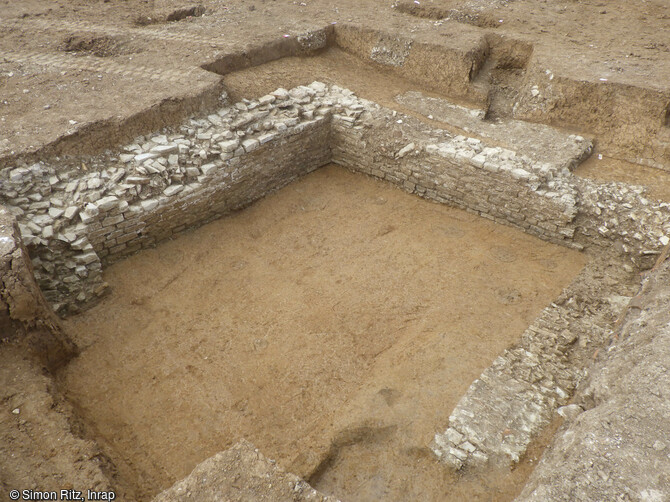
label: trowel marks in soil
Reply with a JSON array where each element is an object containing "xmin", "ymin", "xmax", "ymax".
[{"xmin": 59, "ymin": 165, "xmax": 586, "ymax": 501}]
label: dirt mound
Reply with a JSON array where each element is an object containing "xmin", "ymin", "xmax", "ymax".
[{"xmin": 59, "ymin": 34, "xmax": 135, "ymax": 57}]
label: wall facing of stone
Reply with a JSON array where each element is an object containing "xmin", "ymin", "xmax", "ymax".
[
  {"xmin": 0, "ymin": 207, "xmax": 75, "ymax": 368},
  {"xmin": 1, "ymin": 82, "xmax": 334, "ymax": 313},
  {"xmin": 1, "ymin": 81, "xmax": 669, "ymax": 323},
  {"xmin": 2, "ymin": 81, "xmax": 670, "ymax": 484},
  {"xmin": 515, "ymin": 258, "xmax": 670, "ymax": 502}
]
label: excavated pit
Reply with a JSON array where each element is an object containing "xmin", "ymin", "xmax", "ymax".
[
  {"xmin": 57, "ymin": 165, "xmax": 586, "ymax": 500},
  {"xmin": 2, "ymin": 51, "xmax": 669, "ymax": 501}
]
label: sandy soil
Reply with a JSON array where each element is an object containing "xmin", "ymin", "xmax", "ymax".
[
  {"xmin": 2, "ymin": 0, "xmax": 669, "ymax": 169},
  {"xmin": 2, "ymin": 0, "xmax": 669, "ymax": 498},
  {"xmin": 59, "ymin": 165, "xmax": 586, "ymax": 500},
  {"xmin": 222, "ymin": 48, "xmax": 670, "ymax": 201}
]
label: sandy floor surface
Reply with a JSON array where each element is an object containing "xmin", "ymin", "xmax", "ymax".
[{"xmin": 59, "ymin": 165, "xmax": 586, "ymax": 500}]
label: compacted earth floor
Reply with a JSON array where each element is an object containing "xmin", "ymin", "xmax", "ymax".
[{"xmin": 58, "ymin": 165, "xmax": 587, "ymax": 501}]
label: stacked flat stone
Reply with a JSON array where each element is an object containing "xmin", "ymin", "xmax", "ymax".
[
  {"xmin": 1, "ymin": 82, "xmax": 669, "ymax": 314},
  {"xmin": 0, "ymin": 82, "xmax": 334, "ymax": 312},
  {"xmin": 430, "ymin": 268, "xmax": 627, "ymax": 470}
]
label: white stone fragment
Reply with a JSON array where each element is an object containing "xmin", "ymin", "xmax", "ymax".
[
  {"xmin": 272, "ymin": 88, "xmax": 289, "ymax": 100},
  {"xmin": 258, "ymin": 133, "xmax": 276, "ymax": 145},
  {"xmin": 150, "ymin": 144, "xmax": 179, "ymax": 155},
  {"xmin": 135, "ymin": 152, "xmax": 160, "ymax": 163},
  {"xmin": 511, "ymin": 168, "xmax": 531, "ymax": 181},
  {"xmin": 87, "ymin": 178, "xmax": 103, "ymax": 190},
  {"xmin": 141, "ymin": 199, "xmax": 159, "ymax": 211},
  {"xmin": 163, "ymin": 185, "xmax": 184, "ymax": 197},
  {"xmin": 449, "ymin": 447, "xmax": 468, "ymax": 461},
  {"xmin": 76, "ymin": 252, "xmax": 98, "ymax": 265},
  {"xmin": 396, "ymin": 142, "xmax": 415, "ymax": 158},
  {"xmin": 557, "ymin": 404, "xmax": 584, "ymax": 420},
  {"xmin": 64, "ymin": 206, "xmax": 80, "ymax": 220},
  {"xmin": 309, "ymin": 81, "xmax": 328, "ymax": 93},
  {"xmin": 444, "ymin": 428, "xmax": 464, "ymax": 445},
  {"xmin": 48, "ymin": 207, "xmax": 65, "ymax": 218},
  {"xmin": 242, "ymin": 139, "xmax": 260, "ymax": 153},
  {"xmin": 258, "ymin": 94, "xmax": 276, "ymax": 105},
  {"xmin": 470, "ymin": 154, "xmax": 486, "ymax": 168},
  {"xmin": 95, "ymin": 196, "xmax": 119, "ymax": 212},
  {"xmin": 219, "ymin": 139, "xmax": 240, "ymax": 153},
  {"xmin": 200, "ymin": 163, "xmax": 218, "ymax": 176}
]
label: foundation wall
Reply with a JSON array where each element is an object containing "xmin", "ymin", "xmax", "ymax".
[
  {"xmin": 0, "ymin": 208, "xmax": 75, "ymax": 368},
  {"xmin": 331, "ymin": 115, "xmax": 580, "ymax": 248},
  {"xmin": 0, "ymin": 83, "xmax": 334, "ymax": 313},
  {"xmin": 2, "ymin": 82, "xmax": 669, "ymax": 314},
  {"xmin": 89, "ymin": 120, "xmax": 331, "ymax": 264},
  {"xmin": 329, "ymin": 96, "xmax": 670, "ymax": 269},
  {"xmin": 516, "ymin": 259, "xmax": 670, "ymax": 502},
  {"xmin": 2, "ymin": 82, "xmax": 670, "ymax": 493}
]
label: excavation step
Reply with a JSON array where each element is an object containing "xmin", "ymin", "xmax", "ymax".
[{"xmin": 395, "ymin": 90, "xmax": 592, "ymax": 171}]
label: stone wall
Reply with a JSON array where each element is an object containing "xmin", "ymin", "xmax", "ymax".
[
  {"xmin": 0, "ymin": 208, "xmax": 75, "ymax": 368},
  {"xmin": 331, "ymin": 108, "xmax": 582, "ymax": 248},
  {"xmin": 515, "ymin": 258, "xmax": 670, "ymax": 502},
  {"xmin": 430, "ymin": 256, "xmax": 636, "ymax": 469},
  {"xmin": 2, "ymin": 82, "xmax": 670, "ymax": 492},
  {"xmin": 328, "ymin": 91, "xmax": 670, "ymax": 267},
  {"xmin": 1, "ymin": 82, "xmax": 669, "ymax": 317},
  {"xmin": 1, "ymin": 83, "xmax": 334, "ymax": 313}
]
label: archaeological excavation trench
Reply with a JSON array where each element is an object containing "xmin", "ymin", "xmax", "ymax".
[{"xmin": 2, "ymin": 20, "xmax": 670, "ymax": 502}]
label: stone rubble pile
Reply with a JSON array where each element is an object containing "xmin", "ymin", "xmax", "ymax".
[{"xmin": 576, "ymin": 178, "xmax": 670, "ymax": 267}]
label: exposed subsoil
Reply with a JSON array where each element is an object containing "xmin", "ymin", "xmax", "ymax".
[
  {"xmin": 221, "ymin": 48, "xmax": 670, "ymax": 201},
  {"xmin": 59, "ymin": 165, "xmax": 586, "ymax": 501},
  {"xmin": 0, "ymin": 345, "xmax": 122, "ymax": 500},
  {"xmin": 2, "ymin": 0, "xmax": 669, "ymax": 170},
  {"xmin": 2, "ymin": 40, "xmax": 668, "ymax": 196},
  {"xmin": 2, "ymin": 0, "xmax": 670, "ymax": 499}
]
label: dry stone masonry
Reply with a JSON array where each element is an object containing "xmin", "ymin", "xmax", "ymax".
[
  {"xmin": 1, "ymin": 82, "xmax": 669, "ymax": 311},
  {"xmin": 516, "ymin": 259, "xmax": 670, "ymax": 502},
  {"xmin": 0, "ymin": 208, "xmax": 75, "ymax": 369},
  {"xmin": 1, "ymin": 82, "xmax": 334, "ymax": 313},
  {"xmin": 2, "ymin": 83, "xmax": 670, "ymax": 474},
  {"xmin": 430, "ymin": 257, "xmax": 637, "ymax": 469}
]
